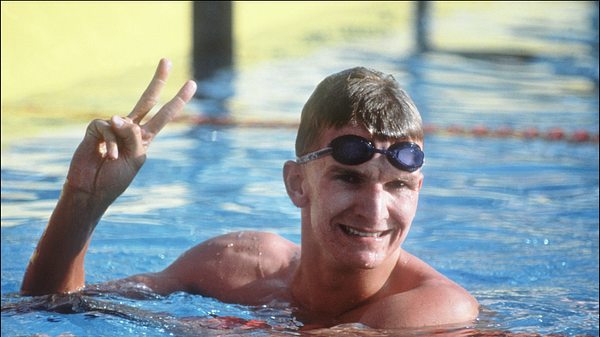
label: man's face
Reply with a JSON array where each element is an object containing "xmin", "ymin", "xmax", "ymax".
[{"xmin": 300, "ymin": 125, "xmax": 424, "ymax": 270}]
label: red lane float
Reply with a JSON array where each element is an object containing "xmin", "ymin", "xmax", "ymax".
[{"xmin": 174, "ymin": 115, "xmax": 598, "ymax": 144}]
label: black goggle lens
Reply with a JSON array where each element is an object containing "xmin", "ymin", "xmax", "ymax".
[{"xmin": 330, "ymin": 136, "xmax": 374, "ymax": 165}]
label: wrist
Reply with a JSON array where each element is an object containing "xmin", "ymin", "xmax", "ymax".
[
  {"xmin": 63, "ymin": 178, "xmax": 95, "ymax": 196},
  {"xmin": 59, "ymin": 181, "xmax": 110, "ymax": 227}
]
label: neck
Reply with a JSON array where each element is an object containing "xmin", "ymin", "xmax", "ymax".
[{"xmin": 290, "ymin": 236, "xmax": 400, "ymax": 321}]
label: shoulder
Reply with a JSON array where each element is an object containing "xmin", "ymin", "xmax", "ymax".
[
  {"xmin": 161, "ymin": 231, "xmax": 299, "ymax": 298},
  {"xmin": 214, "ymin": 231, "xmax": 299, "ymax": 274},
  {"xmin": 359, "ymin": 252, "xmax": 479, "ymax": 329},
  {"xmin": 174, "ymin": 231, "xmax": 298, "ymax": 265},
  {"xmin": 360, "ymin": 281, "xmax": 479, "ymax": 329},
  {"xmin": 202, "ymin": 231, "xmax": 299, "ymax": 265}
]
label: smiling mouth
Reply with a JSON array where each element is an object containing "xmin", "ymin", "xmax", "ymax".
[{"xmin": 339, "ymin": 224, "xmax": 391, "ymax": 238}]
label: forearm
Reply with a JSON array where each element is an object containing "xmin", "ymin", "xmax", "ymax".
[
  {"xmin": 21, "ymin": 183, "xmax": 109, "ymax": 296},
  {"xmin": 20, "ymin": 59, "xmax": 196, "ymax": 297}
]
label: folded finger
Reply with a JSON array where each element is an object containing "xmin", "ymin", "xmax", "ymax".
[
  {"xmin": 110, "ymin": 116, "xmax": 145, "ymax": 158},
  {"xmin": 128, "ymin": 58, "xmax": 172, "ymax": 123},
  {"xmin": 88, "ymin": 119, "xmax": 119, "ymax": 159},
  {"xmin": 143, "ymin": 80, "xmax": 197, "ymax": 137}
]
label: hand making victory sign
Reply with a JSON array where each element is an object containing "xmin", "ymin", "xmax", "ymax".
[
  {"xmin": 66, "ymin": 58, "xmax": 197, "ymax": 206},
  {"xmin": 21, "ymin": 59, "xmax": 197, "ymax": 295}
]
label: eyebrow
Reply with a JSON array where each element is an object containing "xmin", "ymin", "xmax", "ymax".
[
  {"xmin": 326, "ymin": 166, "xmax": 368, "ymax": 179},
  {"xmin": 326, "ymin": 165, "xmax": 417, "ymax": 184}
]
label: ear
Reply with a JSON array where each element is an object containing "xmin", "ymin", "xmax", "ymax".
[
  {"xmin": 283, "ymin": 160, "xmax": 309, "ymax": 208},
  {"xmin": 417, "ymin": 172, "xmax": 424, "ymax": 191}
]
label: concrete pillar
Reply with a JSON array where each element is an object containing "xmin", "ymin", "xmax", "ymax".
[
  {"xmin": 192, "ymin": 1, "xmax": 233, "ymax": 82},
  {"xmin": 414, "ymin": 1, "xmax": 430, "ymax": 53}
]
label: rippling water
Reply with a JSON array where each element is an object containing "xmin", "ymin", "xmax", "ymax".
[{"xmin": 2, "ymin": 2, "xmax": 598, "ymax": 336}]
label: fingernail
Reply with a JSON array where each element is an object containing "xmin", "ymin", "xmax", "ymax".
[
  {"xmin": 111, "ymin": 116, "xmax": 124, "ymax": 128},
  {"xmin": 109, "ymin": 149, "xmax": 119, "ymax": 160},
  {"xmin": 163, "ymin": 58, "xmax": 172, "ymax": 70}
]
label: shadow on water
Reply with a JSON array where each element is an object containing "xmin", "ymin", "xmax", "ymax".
[
  {"xmin": 1, "ymin": 292, "xmax": 296, "ymax": 336},
  {"xmin": 413, "ymin": 0, "xmax": 598, "ymax": 85},
  {"xmin": 191, "ymin": 69, "xmax": 236, "ymax": 118}
]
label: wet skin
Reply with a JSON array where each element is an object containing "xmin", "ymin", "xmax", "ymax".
[
  {"xmin": 116, "ymin": 125, "xmax": 478, "ymax": 329},
  {"xmin": 20, "ymin": 59, "xmax": 478, "ymax": 330}
]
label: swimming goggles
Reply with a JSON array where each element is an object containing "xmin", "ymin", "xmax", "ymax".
[{"xmin": 296, "ymin": 135, "xmax": 424, "ymax": 172}]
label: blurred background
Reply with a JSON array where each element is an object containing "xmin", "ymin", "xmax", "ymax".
[{"xmin": 2, "ymin": 1, "xmax": 597, "ymax": 148}]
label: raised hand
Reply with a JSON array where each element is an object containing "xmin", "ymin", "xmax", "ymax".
[
  {"xmin": 21, "ymin": 59, "xmax": 196, "ymax": 295},
  {"xmin": 66, "ymin": 59, "xmax": 197, "ymax": 206}
]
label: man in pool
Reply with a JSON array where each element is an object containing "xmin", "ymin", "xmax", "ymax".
[{"xmin": 21, "ymin": 58, "xmax": 479, "ymax": 329}]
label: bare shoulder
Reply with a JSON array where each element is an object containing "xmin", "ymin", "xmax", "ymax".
[
  {"xmin": 359, "ymin": 251, "xmax": 479, "ymax": 329},
  {"xmin": 158, "ymin": 231, "xmax": 299, "ymax": 301},
  {"xmin": 206, "ymin": 231, "xmax": 300, "ymax": 271}
]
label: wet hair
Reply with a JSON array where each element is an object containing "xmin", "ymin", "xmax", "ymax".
[{"xmin": 295, "ymin": 67, "xmax": 423, "ymax": 156}]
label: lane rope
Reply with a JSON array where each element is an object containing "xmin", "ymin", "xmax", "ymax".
[{"xmin": 175, "ymin": 115, "xmax": 599, "ymax": 144}]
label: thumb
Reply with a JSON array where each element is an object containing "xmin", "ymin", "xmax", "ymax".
[{"xmin": 110, "ymin": 116, "xmax": 146, "ymax": 159}]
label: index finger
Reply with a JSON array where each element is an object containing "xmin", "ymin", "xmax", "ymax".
[
  {"xmin": 128, "ymin": 58, "xmax": 172, "ymax": 123},
  {"xmin": 143, "ymin": 80, "xmax": 197, "ymax": 136}
]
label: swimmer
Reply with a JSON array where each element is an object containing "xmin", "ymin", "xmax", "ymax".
[{"xmin": 21, "ymin": 58, "xmax": 479, "ymax": 330}]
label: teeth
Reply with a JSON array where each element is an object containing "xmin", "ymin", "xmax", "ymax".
[{"xmin": 342, "ymin": 225, "xmax": 383, "ymax": 238}]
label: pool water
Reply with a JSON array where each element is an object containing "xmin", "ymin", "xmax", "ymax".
[
  {"xmin": 2, "ymin": 3, "xmax": 599, "ymax": 337},
  {"xmin": 2, "ymin": 124, "xmax": 598, "ymax": 336}
]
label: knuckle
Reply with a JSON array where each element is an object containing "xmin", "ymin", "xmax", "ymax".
[
  {"xmin": 86, "ymin": 119, "xmax": 110, "ymax": 137},
  {"xmin": 130, "ymin": 123, "xmax": 142, "ymax": 136},
  {"xmin": 88, "ymin": 118, "xmax": 105, "ymax": 128}
]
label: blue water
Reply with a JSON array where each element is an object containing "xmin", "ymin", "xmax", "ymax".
[{"xmin": 2, "ymin": 3, "xmax": 599, "ymax": 336}]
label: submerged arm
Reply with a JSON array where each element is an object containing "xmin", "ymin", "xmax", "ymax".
[{"xmin": 20, "ymin": 59, "xmax": 197, "ymax": 296}]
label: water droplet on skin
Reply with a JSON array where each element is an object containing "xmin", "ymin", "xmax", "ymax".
[
  {"xmin": 256, "ymin": 250, "xmax": 265, "ymax": 278},
  {"xmin": 364, "ymin": 252, "xmax": 381, "ymax": 268}
]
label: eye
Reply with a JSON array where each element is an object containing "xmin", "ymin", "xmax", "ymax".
[
  {"xmin": 387, "ymin": 180, "xmax": 407, "ymax": 190},
  {"xmin": 334, "ymin": 172, "xmax": 363, "ymax": 185},
  {"xmin": 388, "ymin": 177, "xmax": 421, "ymax": 192}
]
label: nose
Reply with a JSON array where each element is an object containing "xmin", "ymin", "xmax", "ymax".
[{"xmin": 354, "ymin": 183, "xmax": 390, "ymax": 227}]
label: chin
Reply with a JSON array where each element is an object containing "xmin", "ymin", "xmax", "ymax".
[
  {"xmin": 332, "ymin": 246, "xmax": 395, "ymax": 270},
  {"xmin": 357, "ymin": 251, "xmax": 390, "ymax": 269}
]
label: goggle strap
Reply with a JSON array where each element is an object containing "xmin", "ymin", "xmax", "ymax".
[{"xmin": 296, "ymin": 147, "xmax": 333, "ymax": 164}]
